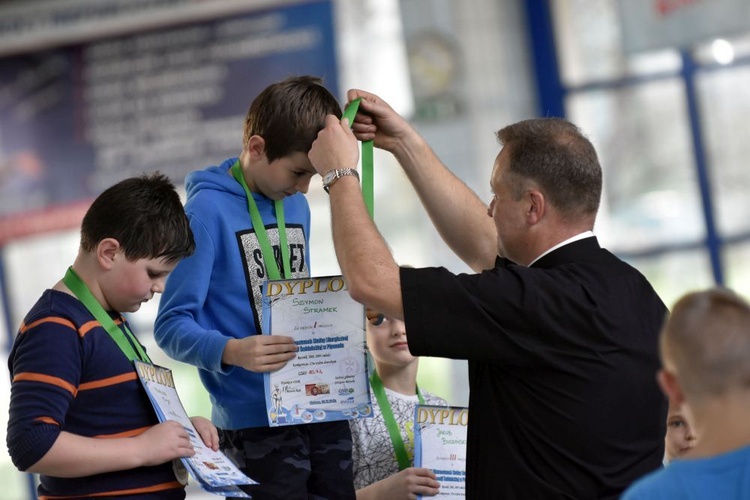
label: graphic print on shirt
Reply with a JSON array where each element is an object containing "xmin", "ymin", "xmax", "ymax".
[
  {"xmin": 350, "ymin": 391, "xmax": 447, "ymax": 489},
  {"xmin": 236, "ymin": 223, "xmax": 308, "ymax": 332}
]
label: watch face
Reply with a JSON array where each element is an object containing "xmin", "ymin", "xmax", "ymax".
[{"xmin": 322, "ymin": 169, "xmax": 339, "ymax": 192}]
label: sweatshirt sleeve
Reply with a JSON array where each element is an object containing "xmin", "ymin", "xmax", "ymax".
[{"xmin": 154, "ymin": 215, "xmax": 231, "ymax": 373}]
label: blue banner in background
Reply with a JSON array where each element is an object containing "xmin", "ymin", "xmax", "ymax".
[{"xmin": 0, "ymin": 0, "xmax": 337, "ymax": 243}]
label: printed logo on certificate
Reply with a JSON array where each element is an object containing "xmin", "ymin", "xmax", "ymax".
[
  {"xmin": 135, "ymin": 361, "xmax": 255, "ymax": 497},
  {"xmin": 261, "ymin": 275, "xmax": 372, "ymax": 426},
  {"xmin": 414, "ymin": 405, "xmax": 468, "ymax": 499}
]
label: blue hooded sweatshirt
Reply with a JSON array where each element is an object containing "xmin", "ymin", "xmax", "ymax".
[{"xmin": 155, "ymin": 158, "xmax": 311, "ymax": 429}]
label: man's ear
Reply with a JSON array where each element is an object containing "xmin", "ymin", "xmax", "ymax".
[
  {"xmin": 658, "ymin": 369, "xmax": 686, "ymax": 405},
  {"xmin": 246, "ymin": 135, "xmax": 267, "ymax": 160},
  {"xmin": 96, "ymin": 238, "xmax": 121, "ymax": 270},
  {"xmin": 526, "ymin": 190, "xmax": 546, "ymax": 225}
]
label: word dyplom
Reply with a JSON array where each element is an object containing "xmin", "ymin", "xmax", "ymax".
[
  {"xmin": 416, "ymin": 407, "xmax": 469, "ymax": 426},
  {"xmin": 265, "ymin": 277, "xmax": 347, "ymax": 297},
  {"xmin": 136, "ymin": 362, "xmax": 175, "ymax": 388}
]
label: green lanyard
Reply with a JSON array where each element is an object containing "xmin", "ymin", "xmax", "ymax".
[
  {"xmin": 342, "ymin": 98, "xmax": 374, "ymax": 218},
  {"xmin": 370, "ymin": 371, "xmax": 425, "ymax": 471},
  {"xmin": 63, "ymin": 267, "xmax": 151, "ymax": 363},
  {"xmin": 230, "ymin": 161, "xmax": 291, "ymax": 280}
]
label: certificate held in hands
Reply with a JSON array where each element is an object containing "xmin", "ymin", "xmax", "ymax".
[
  {"xmin": 261, "ymin": 275, "xmax": 372, "ymax": 426},
  {"xmin": 135, "ymin": 361, "xmax": 255, "ymax": 497},
  {"xmin": 414, "ymin": 405, "xmax": 469, "ymax": 499}
]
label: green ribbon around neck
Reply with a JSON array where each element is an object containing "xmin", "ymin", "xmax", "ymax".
[
  {"xmin": 342, "ymin": 98, "xmax": 374, "ymax": 218},
  {"xmin": 231, "ymin": 161, "xmax": 291, "ymax": 280},
  {"xmin": 63, "ymin": 267, "xmax": 150, "ymax": 363},
  {"xmin": 230, "ymin": 99, "xmax": 372, "ymax": 279},
  {"xmin": 370, "ymin": 371, "xmax": 425, "ymax": 471}
]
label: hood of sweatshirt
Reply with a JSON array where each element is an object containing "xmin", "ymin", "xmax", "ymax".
[{"xmin": 185, "ymin": 157, "xmax": 245, "ymax": 204}]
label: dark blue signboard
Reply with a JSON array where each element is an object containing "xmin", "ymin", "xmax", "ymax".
[{"xmin": 0, "ymin": 0, "xmax": 338, "ymax": 243}]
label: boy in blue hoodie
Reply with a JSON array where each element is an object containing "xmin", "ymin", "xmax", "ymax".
[{"xmin": 154, "ymin": 75, "xmax": 353, "ymax": 499}]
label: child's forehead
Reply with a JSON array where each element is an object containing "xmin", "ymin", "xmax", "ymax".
[
  {"xmin": 280, "ymin": 151, "xmax": 316, "ymax": 172},
  {"xmin": 137, "ymin": 255, "xmax": 178, "ymax": 269},
  {"xmin": 298, "ymin": 162, "xmax": 318, "ymax": 174}
]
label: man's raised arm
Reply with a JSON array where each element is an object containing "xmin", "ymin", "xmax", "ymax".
[{"xmin": 348, "ymin": 89, "xmax": 498, "ymax": 272}]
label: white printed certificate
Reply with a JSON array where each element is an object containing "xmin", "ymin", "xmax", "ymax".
[
  {"xmin": 261, "ymin": 276, "xmax": 371, "ymax": 426},
  {"xmin": 414, "ymin": 405, "xmax": 468, "ymax": 499},
  {"xmin": 135, "ymin": 361, "xmax": 255, "ymax": 497}
]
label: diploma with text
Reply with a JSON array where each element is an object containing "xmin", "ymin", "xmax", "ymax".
[
  {"xmin": 414, "ymin": 405, "xmax": 468, "ymax": 499},
  {"xmin": 135, "ymin": 361, "xmax": 255, "ymax": 497},
  {"xmin": 261, "ymin": 275, "xmax": 371, "ymax": 426}
]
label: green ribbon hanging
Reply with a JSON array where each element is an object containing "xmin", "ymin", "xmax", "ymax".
[
  {"xmin": 63, "ymin": 267, "xmax": 151, "ymax": 363},
  {"xmin": 370, "ymin": 371, "xmax": 425, "ymax": 471},
  {"xmin": 342, "ymin": 98, "xmax": 374, "ymax": 218},
  {"xmin": 231, "ymin": 161, "xmax": 291, "ymax": 280}
]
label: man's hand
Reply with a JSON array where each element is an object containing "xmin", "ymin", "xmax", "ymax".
[
  {"xmin": 309, "ymin": 114, "xmax": 360, "ymax": 177},
  {"xmin": 222, "ymin": 335, "xmax": 297, "ymax": 372},
  {"xmin": 347, "ymin": 89, "xmax": 417, "ymax": 154}
]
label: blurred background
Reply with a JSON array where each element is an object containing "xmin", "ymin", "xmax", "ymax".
[{"xmin": 1, "ymin": 0, "xmax": 749, "ymax": 497}]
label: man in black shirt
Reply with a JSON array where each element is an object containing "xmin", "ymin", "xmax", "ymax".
[{"xmin": 308, "ymin": 89, "xmax": 667, "ymax": 499}]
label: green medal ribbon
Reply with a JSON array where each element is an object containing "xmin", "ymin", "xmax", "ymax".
[
  {"xmin": 230, "ymin": 161, "xmax": 291, "ymax": 280},
  {"xmin": 63, "ymin": 267, "xmax": 150, "ymax": 363},
  {"xmin": 370, "ymin": 371, "xmax": 425, "ymax": 471},
  {"xmin": 342, "ymin": 98, "xmax": 374, "ymax": 218}
]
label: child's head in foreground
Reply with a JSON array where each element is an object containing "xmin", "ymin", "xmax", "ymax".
[{"xmin": 659, "ymin": 287, "xmax": 750, "ymax": 459}]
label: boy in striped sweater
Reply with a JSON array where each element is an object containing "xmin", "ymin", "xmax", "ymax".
[{"xmin": 7, "ymin": 172, "xmax": 218, "ymax": 499}]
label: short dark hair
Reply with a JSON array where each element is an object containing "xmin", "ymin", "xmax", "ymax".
[
  {"xmin": 496, "ymin": 118, "xmax": 602, "ymax": 220},
  {"xmin": 80, "ymin": 172, "xmax": 194, "ymax": 263},
  {"xmin": 662, "ymin": 288, "xmax": 750, "ymax": 400},
  {"xmin": 242, "ymin": 75, "xmax": 342, "ymax": 162}
]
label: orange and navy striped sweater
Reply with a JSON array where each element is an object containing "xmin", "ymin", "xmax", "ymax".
[{"xmin": 6, "ymin": 289, "xmax": 184, "ymax": 499}]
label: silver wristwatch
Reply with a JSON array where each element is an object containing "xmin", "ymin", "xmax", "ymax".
[{"xmin": 322, "ymin": 168, "xmax": 360, "ymax": 193}]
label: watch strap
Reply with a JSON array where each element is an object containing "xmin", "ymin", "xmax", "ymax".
[{"xmin": 323, "ymin": 168, "xmax": 360, "ymax": 193}]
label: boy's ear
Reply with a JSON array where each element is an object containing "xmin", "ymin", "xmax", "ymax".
[
  {"xmin": 97, "ymin": 238, "xmax": 121, "ymax": 270},
  {"xmin": 246, "ymin": 135, "xmax": 267, "ymax": 160},
  {"xmin": 657, "ymin": 369, "xmax": 685, "ymax": 406}
]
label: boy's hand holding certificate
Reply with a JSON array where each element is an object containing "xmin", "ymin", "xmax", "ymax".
[
  {"xmin": 135, "ymin": 361, "xmax": 255, "ymax": 497},
  {"xmin": 261, "ymin": 276, "xmax": 372, "ymax": 426}
]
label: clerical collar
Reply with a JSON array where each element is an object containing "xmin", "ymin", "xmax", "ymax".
[{"xmin": 528, "ymin": 231, "xmax": 595, "ymax": 267}]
